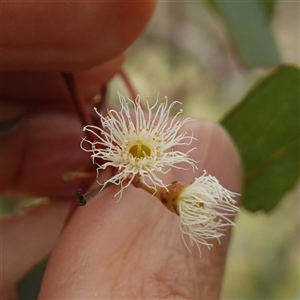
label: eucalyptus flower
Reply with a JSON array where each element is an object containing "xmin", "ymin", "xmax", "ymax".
[
  {"xmin": 81, "ymin": 93, "xmax": 197, "ymax": 197},
  {"xmin": 167, "ymin": 171, "xmax": 239, "ymax": 252}
]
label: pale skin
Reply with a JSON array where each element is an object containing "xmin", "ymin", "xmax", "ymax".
[{"xmin": 0, "ymin": 2, "xmax": 242, "ymax": 299}]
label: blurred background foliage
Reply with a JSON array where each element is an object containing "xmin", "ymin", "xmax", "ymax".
[
  {"xmin": 1, "ymin": 1, "xmax": 299, "ymax": 299},
  {"xmin": 111, "ymin": 1, "xmax": 299, "ymax": 299}
]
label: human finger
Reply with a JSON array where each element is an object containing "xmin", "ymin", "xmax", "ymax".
[
  {"xmin": 0, "ymin": 110, "xmax": 90, "ymax": 198},
  {"xmin": 0, "ymin": 53, "xmax": 125, "ymax": 197},
  {"xmin": 0, "ymin": 199, "xmax": 70, "ymax": 299},
  {"xmin": 0, "ymin": 54, "xmax": 124, "ymax": 119},
  {"xmin": 2, "ymin": 2, "xmax": 156, "ymax": 71},
  {"xmin": 39, "ymin": 119, "xmax": 242, "ymax": 299}
]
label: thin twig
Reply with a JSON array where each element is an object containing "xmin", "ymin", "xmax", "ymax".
[
  {"xmin": 62, "ymin": 72, "xmax": 93, "ymax": 127},
  {"xmin": 118, "ymin": 68, "xmax": 137, "ymax": 100}
]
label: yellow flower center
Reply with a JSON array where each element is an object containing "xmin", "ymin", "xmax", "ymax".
[
  {"xmin": 129, "ymin": 141, "xmax": 151, "ymax": 158},
  {"xmin": 195, "ymin": 202, "xmax": 204, "ymax": 209}
]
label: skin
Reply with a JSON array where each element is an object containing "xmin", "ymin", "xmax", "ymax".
[{"xmin": 0, "ymin": 2, "xmax": 242, "ymax": 299}]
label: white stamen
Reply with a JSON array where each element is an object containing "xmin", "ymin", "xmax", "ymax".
[
  {"xmin": 81, "ymin": 93, "xmax": 197, "ymax": 197},
  {"xmin": 175, "ymin": 171, "xmax": 239, "ymax": 253}
]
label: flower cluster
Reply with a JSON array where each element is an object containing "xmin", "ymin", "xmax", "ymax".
[{"xmin": 80, "ymin": 93, "xmax": 239, "ymax": 252}]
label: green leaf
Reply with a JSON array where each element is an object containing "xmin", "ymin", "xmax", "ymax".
[
  {"xmin": 212, "ymin": 0, "xmax": 280, "ymax": 67},
  {"xmin": 18, "ymin": 258, "xmax": 49, "ymax": 300},
  {"xmin": 222, "ymin": 65, "xmax": 300, "ymax": 212},
  {"xmin": 258, "ymin": 0, "xmax": 277, "ymax": 20}
]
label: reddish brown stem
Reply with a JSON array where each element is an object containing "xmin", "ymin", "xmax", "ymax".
[
  {"xmin": 60, "ymin": 72, "xmax": 96, "ymax": 227},
  {"xmin": 62, "ymin": 72, "xmax": 93, "ymax": 126},
  {"xmin": 118, "ymin": 68, "xmax": 137, "ymax": 100},
  {"xmin": 98, "ymin": 85, "xmax": 108, "ymax": 110}
]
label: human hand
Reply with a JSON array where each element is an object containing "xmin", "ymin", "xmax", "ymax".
[{"xmin": 1, "ymin": 2, "xmax": 242, "ymax": 299}]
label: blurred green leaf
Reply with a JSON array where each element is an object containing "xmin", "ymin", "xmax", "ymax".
[
  {"xmin": 0, "ymin": 196, "xmax": 15, "ymax": 215},
  {"xmin": 0, "ymin": 196, "xmax": 44, "ymax": 216},
  {"xmin": 18, "ymin": 258, "xmax": 49, "ymax": 300},
  {"xmin": 212, "ymin": 0, "xmax": 280, "ymax": 67},
  {"xmin": 258, "ymin": 0, "xmax": 277, "ymax": 20},
  {"xmin": 222, "ymin": 65, "xmax": 300, "ymax": 212}
]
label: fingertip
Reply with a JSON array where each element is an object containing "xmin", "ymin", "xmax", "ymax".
[
  {"xmin": 76, "ymin": 54, "xmax": 125, "ymax": 101},
  {"xmin": 2, "ymin": 2, "xmax": 156, "ymax": 71},
  {"xmin": 39, "ymin": 185, "xmax": 168, "ymax": 298},
  {"xmin": 1, "ymin": 199, "xmax": 70, "ymax": 286}
]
